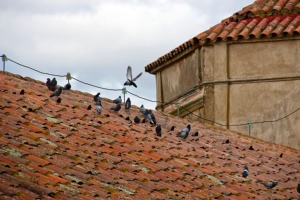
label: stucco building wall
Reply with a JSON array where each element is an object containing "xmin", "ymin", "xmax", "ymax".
[{"xmin": 204, "ymin": 39, "xmax": 300, "ymax": 149}]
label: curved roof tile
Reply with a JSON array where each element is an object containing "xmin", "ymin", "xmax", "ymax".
[{"xmin": 145, "ymin": 0, "xmax": 300, "ymax": 73}]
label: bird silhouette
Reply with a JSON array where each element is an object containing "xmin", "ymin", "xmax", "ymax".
[
  {"xmin": 46, "ymin": 78, "xmax": 51, "ymax": 90},
  {"xmin": 96, "ymin": 101, "xmax": 102, "ymax": 114},
  {"xmin": 155, "ymin": 124, "xmax": 162, "ymax": 137},
  {"xmin": 140, "ymin": 104, "xmax": 146, "ymax": 115},
  {"xmin": 50, "ymin": 87, "xmax": 63, "ymax": 97},
  {"xmin": 110, "ymin": 103, "xmax": 121, "ymax": 112},
  {"xmin": 124, "ymin": 66, "xmax": 142, "ymax": 88},
  {"xmin": 177, "ymin": 124, "xmax": 191, "ymax": 139},
  {"xmin": 125, "ymin": 97, "xmax": 131, "ymax": 110},
  {"xmin": 113, "ymin": 96, "xmax": 122, "ymax": 104},
  {"xmin": 50, "ymin": 78, "xmax": 57, "ymax": 91},
  {"xmin": 134, "ymin": 116, "xmax": 141, "ymax": 124},
  {"xmin": 63, "ymin": 83, "xmax": 71, "ymax": 90},
  {"xmin": 263, "ymin": 181, "xmax": 278, "ymax": 189},
  {"xmin": 242, "ymin": 166, "xmax": 249, "ymax": 178},
  {"xmin": 94, "ymin": 93, "xmax": 101, "ymax": 104}
]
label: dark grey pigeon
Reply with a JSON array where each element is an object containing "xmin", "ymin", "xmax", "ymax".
[
  {"xmin": 110, "ymin": 103, "xmax": 121, "ymax": 112},
  {"xmin": 134, "ymin": 116, "xmax": 140, "ymax": 124},
  {"xmin": 50, "ymin": 78, "xmax": 57, "ymax": 91},
  {"xmin": 96, "ymin": 101, "xmax": 102, "ymax": 114},
  {"xmin": 63, "ymin": 83, "xmax": 71, "ymax": 90},
  {"xmin": 124, "ymin": 66, "xmax": 142, "ymax": 88},
  {"xmin": 125, "ymin": 97, "xmax": 131, "ymax": 109},
  {"xmin": 113, "ymin": 96, "xmax": 122, "ymax": 104},
  {"xmin": 46, "ymin": 78, "xmax": 51, "ymax": 90},
  {"xmin": 263, "ymin": 181, "xmax": 278, "ymax": 189},
  {"xmin": 297, "ymin": 183, "xmax": 300, "ymax": 194},
  {"xmin": 50, "ymin": 86, "xmax": 63, "ymax": 97},
  {"xmin": 176, "ymin": 124, "xmax": 191, "ymax": 139},
  {"xmin": 143, "ymin": 109, "xmax": 155, "ymax": 124},
  {"xmin": 242, "ymin": 166, "xmax": 249, "ymax": 178},
  {"xmin": 155, "ymin": 124, "xmax": 162, "ymax": 137},
  {"xmin": 94, "ymin": 93, "xmax": 101, "ymax": 103},
  {"xmin": 140, "ymin": 104, "xmax": 146, "ymax": 115}
]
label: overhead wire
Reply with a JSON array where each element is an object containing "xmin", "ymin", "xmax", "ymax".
[{"xmin": 2, "ymin": 55, "xmax": 300, "ymax": 127}]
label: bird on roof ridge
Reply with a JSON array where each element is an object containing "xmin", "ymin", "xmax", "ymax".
[
  {"xmin": 113, "ymin": 96, "xmax": 122, "ymax": 104},
  {"xmin": 242, "ymin": 166, "xmax": 249, "ymax": 178},
  {"xmin": 50, "ymin": 86, "xmax": 63, "ymax": 98},
  {"xmin": 177, "ymin": 124, "xmax": 191, "ymax": 140},
  {"xmin": 124, "ymin": 66, "xmax": 142, "ymax": 88}
]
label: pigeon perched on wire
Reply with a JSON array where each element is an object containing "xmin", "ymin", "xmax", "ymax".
[
  {"xmin": 46, "ymin": 78, "xmax": 51, "ymax": 90},
  {"xmin": 96, "ymin": 101, "xmax": 102, "ymax": 114},
  {"xmin": 50, "ymin": 78, "xmax": 57, "ymax": 91},
  {"xmin": 110, "ymin": 103, "xmax": 121, "ymax": 112},
  {"xmin": 242, "ymin": 166, "xmax": 249, "ymax": 178},
  {"xmin": 155, "ymin": 124, "xmax": 162, "ymax": 137},
  {"xmin": 124, "ymin": 66, "xmax": 142, "ymax": 88},
  {"xmin": 113, "ymin": 96, "xmax": 122, "ymax": 104},
  {"xmin": 50, "ymin": 86, "xmax": 63, "ymax": 97},
  {"xmin": 63, "ymin": 83, "xmax": 71, "ymax": 90},
  {"xmin": 263, "ymin": 181, "xmax": 278, "ymax": 189},
  {"xmin": 176, "ymin": 124, "xmax": 191, "ymax": 139},
  {"xmin": 94, "ymin": 93, "xmax": 101, "ymax": 104},
  {"xmin": 134, "ymin": 116, "xmax": 141, "ymax": 124},
  {"xmin": 125, "ymin": 97, "xmax": 131, "ymax": 110}
]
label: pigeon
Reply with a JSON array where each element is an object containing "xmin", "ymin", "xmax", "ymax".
[
  {"xmin": 124, "ymin": 66, "xmax": 142, "ymax": 88},
  {"xmin": 242, "ymin": 166, "xmax": 249, "ymax": 178},
  {"xmin": 110, "ymin": 103, "xmax": 121, "ymax": 112},
  {"xmin": 263, "ymin": 181, "xmax": 278, "ymax": 189},
  {"xmin": 155, "ymin": 124, "xmax": 162, "ymax": 137},
  {"xmin": 50, "ymin": 86, "xmax": 63, "ymax": 97},
  {"xmin": 46, "ymin": 78, "xmax": 51, "ymax": 90},
  {"xmin": 96, "ymin": 101, "xmax": 102, "ymax": 114},
  {"xmin": 113, "ymin": 96, "xmax": 122, "ymax": 104},
  {"xmin": 63, "ymin": 83, "xmax": 71, "ymax": 90},
  {"xmin": 148, "ymin": 110, "xmax": 156, "ymax": 125},
  {"xmin": 125, "ymin": 97, "xmax": 131, "ymax": 109},
  {"xmin": 134, "ymin": 116, "xmax": 141, "ymax": 124},
  {"xmin": 143, "ymin": 109, "xmax": 155, "ymax": 125},
  {"xmin": 297, "ymin": 183, "xmax": 300, "ymax": 194},
  {"xmin": 176, "ymin": 124, "xmax": 191, "ymax": 139},
  {"xmin": 140, "ymin": 104, "xmax": 146, "ymax": 115},
  {"xmin": 94, "ymin": 93, "xmax": 101, "ymax": 103},
  {"xmin": 50, "ymin": 78, "xmax": 57, "ymax": 91}
]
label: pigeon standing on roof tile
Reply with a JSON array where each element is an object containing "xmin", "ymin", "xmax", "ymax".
[
  {"xmin": 176, "ymin": 124, "xmax": 191, "ymax": 139},
  {"xmin": 242, "ymin": 166, "xmax": 249, "ymax": 178},
  {"xmin": 148, "ymin": 110, "xmax": 156, "ymax": 125},
  {"xmin": 125, "ymin": 97, "xmax": 131, "ymax": 110},
  {"xmin": 63, "ymin": 83, "xmax": 71, "ymax": 90},
  {"xmin": 113, "ymin": 96, "xmax": 122, "ymax": 104},
  {"xmin": 96, "ymin": 101, "xmax": 102, "ymax": 114},
  {"xmin": 110, "ymin": 103, "xmax": 121, "ymax": 112},
  {"xmin": 94, "ymin": 93, "xmax": 101, "ymax": 104},
  {"xmin": 46, "ymin": 78, "xmax": 51, "ymax": 90},
  {"xmin": 143, "ymin": 109, "xmax": 155, "ymax": 125},
  {"xmin": 140, "ymin": 104, "xmax": 146, "ymax": 115},
  {"xmin": 263, "ymin": 181, "xmax": 278, "ymax": 189},
  {"xmin": 134, "ymin": 116, "xmax": 140, "ymax": 124},
  {"xmin": 155, "ymin": 124, "xmax": 162, "ymax": 137},
  {"xmin": 124, "ymin": 66, "xmax": 142, "ymax": 88},
  {"xmin": 50, "ymin": 78, "xmax": 57, "ymax": 91},
  {"xmin": 50, "ymin": 86, "xmax": 63, "ymax": 97},
  {"xmin": 297, "ymin": 183, "xmax": 300, "ymax": 194}
]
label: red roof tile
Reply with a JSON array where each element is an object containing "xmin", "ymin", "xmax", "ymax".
[
  {"xmin": 145, "ymin": 0, "xmax": 300, "ymax": 73},
  {"xmin": 0, "ymin": 71, "xmax": 299, "ymax": 199}
]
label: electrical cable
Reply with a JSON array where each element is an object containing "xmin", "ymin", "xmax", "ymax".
[{"xmin": 3, "ymin": 55, "xmax": 300, "ymax": 127}]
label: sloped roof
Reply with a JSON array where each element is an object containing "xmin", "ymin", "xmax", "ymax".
[
  {"xmin": 145, "ymin": 0, "xmax": 300, "ymax": 73},
  {"xmin": 0, "ymin": 72, "xmax": 299, "ymax": 199}
]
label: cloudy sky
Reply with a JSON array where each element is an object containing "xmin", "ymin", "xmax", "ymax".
[{"xmin": 1, "ymin": 0, "xmax": 254, "ymax": 109}]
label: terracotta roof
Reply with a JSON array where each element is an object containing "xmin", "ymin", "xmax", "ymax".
[
  {"xmin": 0, "ymin": 72, "xmax": 299, "ymax": 199},
  {"xmin": 145, "ymin": 0, "xmax": 300, "ymax": 73}
]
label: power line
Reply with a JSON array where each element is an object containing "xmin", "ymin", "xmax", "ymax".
[{"xmin": 3, "ymin": 55, "xmax": 300, "ymax": 127}]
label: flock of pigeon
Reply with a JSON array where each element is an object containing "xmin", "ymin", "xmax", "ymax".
[{"xmin": 45, "ymin": 66, "xmax": 300, "ymax": 196}]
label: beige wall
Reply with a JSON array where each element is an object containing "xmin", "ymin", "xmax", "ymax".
[
  {"xmin": 204, "ymin": 39, "xmax": 300, "ymax": 150},
  {"xmin": 159, "ymin": 51, "xmax": 199, "ymax": 103}
]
